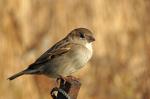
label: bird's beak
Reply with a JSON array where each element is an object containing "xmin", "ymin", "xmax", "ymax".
[{"xmin": 88, "ymin": 36, "xmax": 95, "ymax": 42}]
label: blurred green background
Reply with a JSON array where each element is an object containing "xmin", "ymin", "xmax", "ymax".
[{"xmin": 0, "ymin": 0, "xmax": 150, "ymax": 99}]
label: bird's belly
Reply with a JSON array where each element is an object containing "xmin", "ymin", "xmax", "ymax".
[
  {"xmin": 59, "ymin": 49, "xmax": 92, "ymax": 76},
  {"xmin": 43, "ymin": 48, "xmax": 92, "ymax": 77}
]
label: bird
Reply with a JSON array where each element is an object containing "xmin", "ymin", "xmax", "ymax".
[{"xmin": 8, "ymin": 28, "xmax": 95, "ymax": 80}]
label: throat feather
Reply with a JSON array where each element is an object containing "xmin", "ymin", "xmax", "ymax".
[{"xmin": 85, "ymin": 43, "xmax": 92, "ymax": 52}]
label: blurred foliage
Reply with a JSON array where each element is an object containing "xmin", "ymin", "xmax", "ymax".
[{"xmin": 0, "ymin": 0, "xmax": 150, "ymax": 99}]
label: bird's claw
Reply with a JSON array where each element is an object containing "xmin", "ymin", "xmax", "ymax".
[
  {"xmin": 56, "ymin": 75, "xmax": 66, "ymax": 85},
  {"xmin": 56, "ymin": 75, "xmax": 79, "ymax": 83}
]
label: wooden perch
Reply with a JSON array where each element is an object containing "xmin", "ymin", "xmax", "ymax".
[{"xmin": 51, "ymin": 76, "xmax": 81, "ymax": 99}]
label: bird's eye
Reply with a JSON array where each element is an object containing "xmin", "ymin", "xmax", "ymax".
[{"xmin": 79, "ymin": 32, "xmax": 85, "ymax": 38}]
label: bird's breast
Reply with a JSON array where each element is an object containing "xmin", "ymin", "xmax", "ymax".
[{"xmin": 72, "ymin": 44, "xmax": 93, "ymax": 69}]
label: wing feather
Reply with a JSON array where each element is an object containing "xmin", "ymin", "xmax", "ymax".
[{"xmin": 27, "ymin": 41, "xmax": 72, "ymax": 70}]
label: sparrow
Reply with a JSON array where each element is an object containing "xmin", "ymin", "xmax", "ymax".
[{"xmin": 8, "ymin": 28, "xmax": 95, "ymax": 80}]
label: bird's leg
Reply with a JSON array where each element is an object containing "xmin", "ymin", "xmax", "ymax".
[
  {"xmin": 56, "ymin": 75, "xmax": 80, "ymax": 84},
  {"xmin": 51, "ymin": 75, "xmax": 71, "ymax": 99},
  {"xmin": 56, "ymin": 75, "xmax": 66, "ymax": 85}
]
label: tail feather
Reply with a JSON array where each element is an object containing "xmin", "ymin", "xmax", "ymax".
[
  {"xmin": 8, "ymin": 69, "xmax": 39, "ymax": 80},
  {"xmin": 8, "ymin": 70, "xmax": 25, "ymax": 80}
]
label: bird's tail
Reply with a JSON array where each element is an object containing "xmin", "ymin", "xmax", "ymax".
[
  {"xmin": 8, "ymin": 70, "xmax": 26, "ymax": 80},
  {"xmin": 8, "ymin": 69, "xmax": 39, "ymax": 80}
]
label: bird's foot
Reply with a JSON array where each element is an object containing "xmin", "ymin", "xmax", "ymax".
[
  {"xmin": 56, "ymin": 75, "xmax": 79, "ymax": 84},
  {"xmin": 56, "ymin": 75, "xmax": 66, "ymax": 85}
]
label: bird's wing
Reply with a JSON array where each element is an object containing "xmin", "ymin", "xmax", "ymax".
[
  {"xmin": 34, "ymin": 39, "xmax": 70, "ymax": 64},
  {"xmin": 27, "ymin": 42, "xmax": 72, "ymax": 70},
  {"xmin": 35, "ymin": 38, "xmax": 68, "ymax": 64}
]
